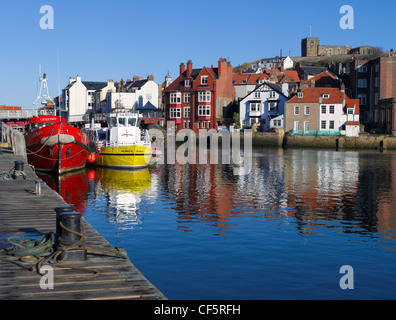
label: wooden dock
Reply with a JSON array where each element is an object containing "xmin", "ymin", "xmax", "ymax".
[{"xmin": 0, "ymin": 146, "xmax": 167, "ymax": 300}]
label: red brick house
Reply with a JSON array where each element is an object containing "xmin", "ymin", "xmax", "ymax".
[{"xmin": 163, "ymin": 58, "xmax": 235, "ymax": 132}]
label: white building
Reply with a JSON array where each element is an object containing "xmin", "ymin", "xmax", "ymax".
[
  {"xmin": 62, "ymin": 75, "xmax": 115, "ymax": 123},
  {"xmin": 104, "ymin": 76, "xmax": 159, "ymax": 113},
  {"xmin": 240, "ymin": 81, "xmax": 290, "ymax": 131},
  {"xmin": 251, "ymin": 56, "xmax": 294, "ymax": 73}
]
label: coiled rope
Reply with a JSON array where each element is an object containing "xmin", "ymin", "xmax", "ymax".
[{"xmin": 0, "ymin": 220, "xmax": 128, "ymax": 279}]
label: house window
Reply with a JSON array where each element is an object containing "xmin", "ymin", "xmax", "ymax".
[
  {"xmin": 321, "ymin": 120, "xmax": 326, "ymax": 129},
  {"xmin": 321, "ymin": 105, "xmax": 326, "ymax": 114},
  {"xmin": 375, "ymin": 64, "xmax": 380, "ymax": 73},
  {"xmin": 269, "ymin": 91, "xmax": 276, "ymax": 98},
  {"xmin": 184, "ymin": 93, "xmax": 190, "ymax": 103},
  {"xmin": 297, "ymin": 92, "xmax": 304, "ymax": 98},
  {"xmin": 358, "ymin": 66, "xmax": 367, "ymax": 73},
  {"xmin": 358, "ymin": 79, "xmax": 367, "ymax": 88},
  {"xmin": 304, "ymin": 121, "xmax": 310, "ymax": 131},
  {"xmin": 375, "ymin": 93, "xmax": 379, "ymax": 105},
  {"xmin": 329, "ymin": 105, "xmax": 335, "ymax": 114},
  {"xmin": 322, "ymin": 93, "xmax": 330, "ymax": 99},
  {"xmin": 347, "ymin": 108, "xmax": 353, "ymax": 115},
  {"xmin": 198, "ymin": 105, "xmax": 211, "ymax": 116},
  {"xmin": 185, "ymin": 79, "xmax": 191, "ymax": 87},
  {"xmin": 254, "ymin": 91, "xmax": 260, "ymax": 98},
  {"xmin": 294, "ymin": 121, "xmax": 300, "ymax": 131},
  {"xmin": 304, "ymin": 106, "xmax": 310, "ymax": 115},
  {"xmin": 358, "ymin": 94, "xmax": 367, "ymax": 106},
  {"xmin": 375, "ymin": 77, "xmax": 379, "ymax": 88},
  {"xmin": 294, "ymin": 106, "xmax": 300, "ymax": 115},
  {"xmin": 198, "ymin": 91, "xmax": 211, "ymax": 102},
  {"xmin": 268, "ymin": 102, "xmax": 278, "ymax": 112},
  {"xmin": 250, "ymin": 103, "xmax": 260, "ymax": 112},
  {"xmin": 184, "ymin": 107, "xmax": 190, "ymax": 118},
  {"xmin": 329, "ymin": 120, "xmax": 335, "ymax": 130},
  {"xmin": 170, "ymin": 92, "xmax": 181, "ymax": 104},
  {"xmin": 170, "ymin": 108, "xmax": 181, "ymax": 118},
  {"xmin": 201, "ymin": 76, "xmax": 208, "ymax": 85}
]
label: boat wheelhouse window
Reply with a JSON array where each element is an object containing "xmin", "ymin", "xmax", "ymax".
[
  {"xmin": 128, "ymin": 117, "xmax": 136, "ymax": 127},
  {"xmin": 118, "ymin": 118, "xmax": 127, "ymax": 127},
  {"xmin": 108, "ymin": 118, "xmax": 117, "ymax": 127},
  {"xmin": 136, "ymin": 118, "xmax": 141, "ymax": 127}
]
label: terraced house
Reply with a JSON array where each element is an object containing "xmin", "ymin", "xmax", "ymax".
[
  {"xmin": 284, "ymin": 86, "xmax": 360, "ymax": 137},
  {"xmin": 163, "ymin": 58, "xmax": 235, "ymax": 132}
]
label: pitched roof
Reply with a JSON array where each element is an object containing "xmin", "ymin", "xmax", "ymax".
[
  {"xmin": 303, "ymin": 71, "xmax": 339, "ymax": 86},
  {"xmin": 82, "ymin": 81, "xmax": 107, "ymax": 91},
  {"xmin": 300, "ymin": 66, "xmax": 328, "ymax": 76},
  {"xmin": 286, "ymin": 87, "xmax": 347, "ymax": 104},
  {"xmin": 345, "ymin": 99, "xmax": 360, "ymax": 114},
  {"xmin": 232, "ymin": 72, "xmax": 268, "ymax": 85},
  {"xmin": 164, "ymin": 66, "xmax": 220, "ymax": 92}
]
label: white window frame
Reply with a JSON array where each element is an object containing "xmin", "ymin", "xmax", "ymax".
[
  {"xmin": 184, "ymin": 107, "xmax": 190, "ymax": 118},
  {"xmin": 254, "ymin": 91, "xmax": 260, "ymax": 98},
  {"xmin": 321, "ymin": 105, "xmax": 326, "ymax": 114},
  {"xmin": 198, "ymin": 91, "xmax": 211, "ymax": 102},
  {"xmin": 183, "ymin": 93, "xmax": 190, "ymax": 103},
  {"xmin": 198, "ymin": 105, "xmax": 211, "ymax": 116},
  {"xmin": 294, "ymin": 106, "xmax": 300, "ymax": 115},
  {"xmin": 170, "ymin": 92, "xmax": 181, "ymax": 104},
  {"xmin": 269, "ymin": 91, "xmax": 276, "ymax": 98},
  {"xmin": 294, "ymin": 121, "xmax": 300, "ymax": 131},
  {"xmin": 321, "ymin": 120, "xmax": 326, "ymax": 130},
  {"xmin": 268, "ymin": 102, "xmax": 277, "ymax": 112},
  {"xmin": 170, "ymin": 108, "xmax": 181, "ymax": 118},
  {"xmin": 304, "ymin": 106, "xmax": 310, "ymax": 115},
  {"xmin": 322, "ymin": 93, "xmax": 330, "ymax": 99},
  {"xmin": 185, "ymin": 79, "xmax": 191, "ymax": 87},
  {"xmin": 201, "ymin": 76, "xmax": 208, "ymax": 85},
  {"xmin": 250, "ymin": 102, "xmax": 260, "ymax": 112},
  {"xmin": 297, "ymin": 92, "xmax": 304, "ymax": 98},
  {"xmin": 329, "ymin": 120, "xmax": 335, "ymax": 130},
  {"xmin": 329, "ymin": 105, "xmax": 335, "ymax": 114},
  {"xmin": 304, "ymin": 121, "xmax": 310, "ymax": 131}
]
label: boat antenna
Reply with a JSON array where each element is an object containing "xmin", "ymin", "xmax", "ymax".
[{"xmin": 57, "ymin": 50, "xmax": 61, "ymax": 117}]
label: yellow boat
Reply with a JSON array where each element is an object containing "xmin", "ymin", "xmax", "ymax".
[{"xmin": 86, "ymin": 112, "xmax": 152, "ymax": 169}]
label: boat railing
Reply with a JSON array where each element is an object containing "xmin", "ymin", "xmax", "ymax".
[
  {"xmin": 0, "ymin": 109, "xmax": 56, "ymax": 120},
  {"xmin": 98, "ymin": 140, "xmax": 151, "ymax": 148}
]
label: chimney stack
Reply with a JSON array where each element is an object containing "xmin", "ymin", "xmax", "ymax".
[
  {"xmin": 186, "ymin": 60, "xmax": 193, "ymax": 78},
  {"xmin": 180, "ymin": 63, "xmax": 185, "ymax": 75},
  {"xmin": 147, "ymin": 75, "xmax": 154, "ymax": 81}
]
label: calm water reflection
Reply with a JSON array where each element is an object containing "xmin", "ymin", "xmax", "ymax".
[{"xmin": 40, "ymin": 147, "xmax": 396, "ymax": 299}]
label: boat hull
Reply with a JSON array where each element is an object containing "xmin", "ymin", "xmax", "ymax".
[
  {"xmin": 94, "ymin": 145, "xmax": 152, "ymax": 169},
  {"xmin": 26, "ymin": 123, "xmax": 90, "ymax": 174}
]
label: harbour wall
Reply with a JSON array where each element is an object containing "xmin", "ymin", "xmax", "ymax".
[{"xmin": 239, "ymin": 131, "xmax": 396, "ymax": 150}]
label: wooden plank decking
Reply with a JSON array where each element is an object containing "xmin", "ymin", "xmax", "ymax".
[{"xmin": 0, "ymin": 146, "xmax": 167, "ymax": 300}]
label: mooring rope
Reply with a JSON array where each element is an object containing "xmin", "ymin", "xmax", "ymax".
[{"xmin": 0, "ymin": 220, "xmax": 128, "ymax": 279}]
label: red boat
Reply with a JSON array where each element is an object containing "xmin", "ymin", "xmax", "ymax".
[{"xmin": 25, "ymin": 115, "xmax": 90, "ymax": 174}]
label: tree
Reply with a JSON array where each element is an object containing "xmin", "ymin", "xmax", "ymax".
[{"xmin": 233, "ymin": 113, "xmax": 241, "ymax": 129}]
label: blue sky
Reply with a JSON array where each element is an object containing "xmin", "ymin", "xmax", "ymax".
[{"xmin": 0, "ymin": 0, "xmax": 394, "ymax": 108}]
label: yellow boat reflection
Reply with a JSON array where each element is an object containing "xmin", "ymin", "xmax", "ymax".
[{"xmin": 95, "ymin": 167, "xmax": 152, "ymax": 229}]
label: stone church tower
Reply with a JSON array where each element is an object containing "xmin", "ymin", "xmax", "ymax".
[{"xmin": 301, "ymin": 37, "xmax": 320, "ymax": 57}]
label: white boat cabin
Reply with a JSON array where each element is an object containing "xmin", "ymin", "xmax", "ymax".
[{"xmin": 87, "ymin": 113, "xmax": 150, "ymax": 148}]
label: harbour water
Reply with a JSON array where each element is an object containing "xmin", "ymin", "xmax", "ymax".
[{"xmin": 39, "ymin": 147, "xmax": 396, "ymax": 300}]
